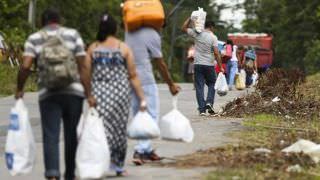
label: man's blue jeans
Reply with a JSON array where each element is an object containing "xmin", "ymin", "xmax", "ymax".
[
  {"xmin": 39, "ymin": 94, "xmax": 83, "ymax": 180},
  {"xmin": 131, "ymin": 84, "xmax": 159, "ymax": 153},
  {"xmin": 194, "ymin": 64, "xmax": 217, "ymax": 113},
  {"xmin": 227, "ymin": 60, "xmax": 238, "ymax": 88}
]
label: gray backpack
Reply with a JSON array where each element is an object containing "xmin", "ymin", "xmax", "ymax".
[{"xmin": 38, "ymin": 28, "xmax": 78, "ymax": 90}]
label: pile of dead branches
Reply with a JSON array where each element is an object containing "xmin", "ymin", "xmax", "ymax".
[
  {"xmin": 165, "ymin": 145, "xmax": 315, "ymax": 170},
  {"xmin": 222, "ymin": 69, "xmax": 320, "ymax": 119}
]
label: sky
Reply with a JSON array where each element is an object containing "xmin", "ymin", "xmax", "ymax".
[{"xmin": 215, "ymin": 0, "xmax": 246, "ymax": 29}]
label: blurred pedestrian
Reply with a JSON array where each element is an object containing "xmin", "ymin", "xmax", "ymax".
[
  {"xmin": 125, "ymin": 21, "xmax": 180, "ymax": 166},
  {"xmin": 187, "ymin": 44, "xmax": 195, "ymax": 87},
  {"xmin": 225, "ymin": 39, "xmax": 241, "ymax": 90},
  {"xmin": 182, "ymin": 18, "xmax": 224, "ymax": 116},
  {"xmin": 243, "ymin": 46, "xmax": 258, "ymax": 87},
  {"xmin": 15, "ymin": 7, "xmax": 94, "ymax": 180},
  {"xmin": 86, "ymin": 12, "xmax": 147, "ymax": 176}
]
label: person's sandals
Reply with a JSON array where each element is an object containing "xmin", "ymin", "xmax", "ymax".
[
  {"xmin": 132, "ymin": 151, "xmax": 145, "ymax": 166},
  {"xmin": 116, "ymin": 170, "xmax": 129, "ymax": 177},
  {"xmin": 143, "ymin": 150, "xmax": 162, "ymax": 161}
]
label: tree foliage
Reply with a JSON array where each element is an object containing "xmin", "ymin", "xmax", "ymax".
[
  {"xmin": 242, "ymin": 0, "xmax": 320, "ymax": 73},
  {"xmin": 0, "ymin": 0, "xmax": 235, "ymax": 80}
]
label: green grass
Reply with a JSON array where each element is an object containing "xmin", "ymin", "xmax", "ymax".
[
  {"xmin": 302, "ymin": 73, "xmax": 320, "ymax": 100},
  {"xmin": 204, "ymin": 73, "xmax": 320, "ymax": 179},
  {"xmin": 0, "ymin": 63, "xmax": 37, "ymax": 96},
  {"xmin": 205, "ymin": 113, "xmax": 320, "ymax": 179},
  {"xmin": 206, "ymin": 166, "xmax": 320, "ymax": 180}
]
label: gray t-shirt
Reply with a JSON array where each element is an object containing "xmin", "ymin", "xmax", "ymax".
[
  {"xmin": 187, "ymin": 28, "xmax": 218, "ymax": 66},
  {"xmin": 125, "ymin": 28, "xmax": 163, "ymax": 85}
]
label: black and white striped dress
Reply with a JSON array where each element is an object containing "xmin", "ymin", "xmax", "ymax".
[{"xmin": 91, "ymin": 46, "xmax": 130, "ymax": 168}]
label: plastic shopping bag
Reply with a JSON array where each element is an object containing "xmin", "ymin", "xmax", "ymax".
[
  {"xmin": 215, "ymin": 72, "xmax": 229, "ymax": 96},
  {"xmin": 252, "ymin": 72, "xmax": 259, "ymax": 86},
  {"xmin": 159, "ymin": 96, "xmax": 194, "ymax": 143},
  {"xmin": 282, "ymin": 139, "xmax": 320, "ymax": 163},
  {"xmin": 127, "ymin": 111, "xmax": 160, "ymax": 139},
  {"xmin": 5, "ymin": 99, "xmax": 36, "ymax": 176},
  {"xmin": 76, "ymin": 108, "xmax": 110, "ymax": 179},
  {"xmin": 235, "ymin": 69, "xmax": 246, "ymax": 90},
  {"xmin": 191, "ymin": 7, "xmax": 207, "ymax": 33}
]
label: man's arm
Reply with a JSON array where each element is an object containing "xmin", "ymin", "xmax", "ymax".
[
  {"xmin": 16, "ymin": 56, "xmax": 33, "ymax": 99},
  {"xmin": 154, "ymin": 58, "xmax": 180, "ymax": 95},
  {"xmin": 77, "ymin": 51, "xmax": 96, "ymax": 107},
  {"xmin": 213, "ymin": 47, "xmax": 224, "ymax": 72},
  {"xmin": 182, "ymin": 17, "xmax": 191, "ymax": 33}
]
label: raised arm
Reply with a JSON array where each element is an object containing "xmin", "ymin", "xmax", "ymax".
[{"xmin": 182, "ymin": 17, "xmax": 191, "ymax": 33}]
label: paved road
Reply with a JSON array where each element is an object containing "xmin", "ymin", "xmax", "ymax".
[{"xmin": 0, "ymin": 84, "xmax": 252, "ymax": 180}]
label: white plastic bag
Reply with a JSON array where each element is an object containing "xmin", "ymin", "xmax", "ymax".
[
  {"xmin": 76, "ymin": 102, "xmax": 89, "ymax": 139},
  {"xmin": 159, "ymin": 96, "xmax": 194, "ymax": 143},
  {"xmin": 191, "ymin": 7, "xmax": 207, "ymax": 33},
  {"xmin": 215, "ymin": 72, "xmax": 229, "ymax": 96},
  {"xmin": 282, "ymin": 139, "xmax": 320, "ymax": 163},
  {"xmin": 252, "ymin": 72, "xmax": 259, "ymax": 85},
  {"xmin": 127, "ymin": 111, "xmax": 160, "ymax": 139},
  {"xmin": 5, "ymin": 99, "xmax": 36, "ymax": 176},
  {"xmin": 76, "ymin": 108, "xmax": 110, "ymax": 179}
]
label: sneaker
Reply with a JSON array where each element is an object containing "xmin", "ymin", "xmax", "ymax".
[
  {"xmin": 206, "ymin": 104, "xmax": 216, "ymax": 115},
  {"xmin": 199, "ymin": 112, "xmax": 206, "ymax": 116},
  {"xmin": 132, "ymin": 151, "xmax": 145, "ymax": 166},
  {"xmin": 143, "ymin": 150, "xmax": 162, "ymax": 161}
]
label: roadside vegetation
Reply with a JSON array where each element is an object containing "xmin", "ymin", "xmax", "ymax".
[
  {"xmin": 0, "ymin": 63, "xmax": 37, "ymax": 96},
  {"xmin": 162, "ymin": 69, "xmax": 320, "ymax": 179}
]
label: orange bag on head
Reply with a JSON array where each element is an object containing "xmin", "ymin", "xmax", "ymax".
[{"xmin": 123, "ymin": 0, "xmax": 165, "ymax": 32}]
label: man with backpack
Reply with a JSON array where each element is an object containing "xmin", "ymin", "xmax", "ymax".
[{"xmin": 15, "ymin": 8, "xmax": 95, "ymax": 180}]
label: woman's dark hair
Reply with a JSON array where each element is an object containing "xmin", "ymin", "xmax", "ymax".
[
  {"xmin": 226, "ymin": 39, "xmax": 234, "ymax": 51},
  {"xmin": 97, "ymin": 13, "xmax": 117, "ymax": 42},
  {"xmin": 41, "ymin": 7, "xmax": 60, "ymax": 26},
  {"xmin": 226, "ymin": 39, "xmax": 233, "ymax": 46}
]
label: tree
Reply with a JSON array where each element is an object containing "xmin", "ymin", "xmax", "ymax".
[
  {"xmin": 0, "ymin": 0, "xmax": 232, "ymax": 81},
  {"xmin": 242, "ymin": 0, "xmax": 320, "ymax": 73}
]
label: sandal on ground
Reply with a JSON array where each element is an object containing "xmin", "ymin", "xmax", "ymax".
[{"xmin": 116, "ymin": 170, "xmax": 129, "ymax": 177}]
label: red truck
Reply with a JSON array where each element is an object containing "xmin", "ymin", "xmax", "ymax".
[{"xmin": 228, "ymin": 33, "xmax": 273, "ymax": 72}]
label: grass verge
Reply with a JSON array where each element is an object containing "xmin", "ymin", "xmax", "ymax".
[
  {"xmin": 162, "ymin": 71, "xmax": 320, "ymax": 179},
  {"xmin": 0, "ymin": 63, "xmax": 37, "ymax": 96}
]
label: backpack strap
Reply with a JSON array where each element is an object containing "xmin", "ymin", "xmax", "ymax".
[{"xmin": 40, "ymin": 30, "xmax": 49, "ymax": 40}]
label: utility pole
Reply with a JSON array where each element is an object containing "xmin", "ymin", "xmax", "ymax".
[
  {"xmin": 28, "ymin": 0, "xmax": 36, "ymax": 30},
  {"xmin": 168, "ymin": 0, "xmax": 186, "ymax": 70}
]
